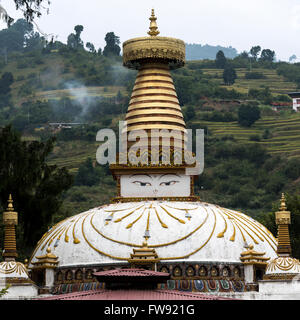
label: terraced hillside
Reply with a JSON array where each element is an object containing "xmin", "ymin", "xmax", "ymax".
[
  {"xmin": 34, "ymin": 86, "xmax": 127, "ymax": 101},
  {"xmin": 47, "ymin": 140, "xmax": 99, "ymax": 173},
  {"xmin": 202, "ymin": 68, "xmax": 297, "ymax": 95},
  {"xmin": 45, "ymin": 112, "xmax": 300, "ymax": 175},
  {"xmin": 194, "ymin": 113, "xmax": 300, "ymax": 158}
]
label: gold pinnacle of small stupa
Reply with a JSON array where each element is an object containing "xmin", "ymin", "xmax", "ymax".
[
  {"xmin": 275, "ymin": 193, "xmax": 292, "ymax": 256},
  {"xmin": 279, "ymin": 193, "xmax": 287, "ymax": 211},
  {"xmin": 7, "ymin": 194, "xmax": 14, "ymax": 211},
  {"xmin": 148, "ymin": 9, "xmax": 160, "ymax": 36}
]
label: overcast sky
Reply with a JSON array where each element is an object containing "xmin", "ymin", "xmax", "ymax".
[{"xmin": 1, "ymin": 0, "xmax": 300, "ymax": 61}]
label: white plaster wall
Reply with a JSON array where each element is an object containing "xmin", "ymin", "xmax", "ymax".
[
  {"xmin": 293, "ymin": 98, "xmax": 300, "ymax": 111},
  {"xmin": 244, "ymin": 265, "xmax": 255, "ymax": 283},
  {"xmin": 0, "ymin": 284, "xmax": 38, "ymax": 300},
  {"xmin": 259, "ymin": 279, "xmax": 300, "ymax": 295}
]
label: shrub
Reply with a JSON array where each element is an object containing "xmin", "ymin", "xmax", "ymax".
[
  {"xmin": 249, "ymin": 134, "xmax": 261, "ymax": 141},
  {"xmin": 238, "ymin": 103, "xmax": 261, "ymax": 127},
  {"xmin": 245, "ymin": 72, "xmax": 265, "ymax": 79}
]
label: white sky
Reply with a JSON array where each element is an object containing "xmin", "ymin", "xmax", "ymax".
[{"xmin": 1, "ymin": 0, "xmax": 300, "ymax": 61}]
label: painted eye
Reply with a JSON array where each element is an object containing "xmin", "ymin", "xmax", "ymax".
[
  {"xmin": 159, "ymin": 181, "xmax": 179, "ymax": 186},
  {"xmin": 133, "ymin": 181, "xmax": 151, "ymax": 187}
]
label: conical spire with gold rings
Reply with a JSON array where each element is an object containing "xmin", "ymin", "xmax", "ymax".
[{"xmin": 121, "ymin": 9, "xmax": 187, "ymax": 155}]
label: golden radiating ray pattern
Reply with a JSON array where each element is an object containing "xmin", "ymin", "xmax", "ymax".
[
  {"xmin": 0, "ymin": 261, "xmax": 29, "ymax": 275},
  {"xmin": 154, "ymin": 207, "xmax": 168, "ymax": 228},
  {"xmin": 267, "ymin": 257, "xmax": 300, "ymax": 273},
  {"xmin": 222, "ymin": 207, "xmax": 277, "ymax": 251},
  {"xmin": 29, "ymin": 202, "xmax": 277, "ymax": 263}
]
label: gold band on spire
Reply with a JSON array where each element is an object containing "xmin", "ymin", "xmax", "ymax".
[
  {"xmin": 117, "ymin": 11, "xmax": 188, "ymax": 168},
  {"xmin": 148, "ymin": 9, "xmax": 160, "ymax": 37}
]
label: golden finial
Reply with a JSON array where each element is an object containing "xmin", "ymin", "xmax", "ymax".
[
  {"xmin": 7, "ymin": 194, "xmax": 14, "ymax": 211},
  {"xmin": 279, "ymin": 193, "xmax": 287, "ymax": 211},
  {"xmin": 148, "ymin": 9, "xmax": 160, "ymax": 36}
]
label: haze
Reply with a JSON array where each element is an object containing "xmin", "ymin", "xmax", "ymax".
[{"xmin": 0, "ymin": 0, "xmax": 299, "ymax": 61}]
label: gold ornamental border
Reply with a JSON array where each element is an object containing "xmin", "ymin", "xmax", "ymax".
[
  {"xmin": 266, "ymin": 257, "xmax": 300, "ymax": 273},
  {"xmin": 0, "ymin": 261, "xmax": 29, "ymax": 276},
  {"xmin": 123, "ymin": 36, "xmax": 185, "ymax": 69}
]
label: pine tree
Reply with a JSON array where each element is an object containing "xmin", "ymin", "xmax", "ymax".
[
  {"xmin": 215, "ymin": 50, "xmax": 227, "ymax": 68},
  {"xmin": 223, "ymin": 65, "xmax": 237, "ymax": 85}
]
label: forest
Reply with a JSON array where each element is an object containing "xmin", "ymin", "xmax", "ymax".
[{"xmin": 0, "ymin": 18, "xmax": 300, "ymax": 260}]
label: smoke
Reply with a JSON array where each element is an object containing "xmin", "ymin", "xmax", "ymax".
[
  {"xmin": 42, "ymin": 60, "xmax": 135, "ymax": 123},
  {"xmin": 62, "ymin": 79, "xmax": 95, "ymax": 120}
]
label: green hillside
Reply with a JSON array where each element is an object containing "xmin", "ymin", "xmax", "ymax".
[
  {"xmin": 202, "ymin": 68, "xmax": 297, "ymax": 94},
  {"xmin": 194, "ymin": 113, "xmax": 300, "ymax": 158}
]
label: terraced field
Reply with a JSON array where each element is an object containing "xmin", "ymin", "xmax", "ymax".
[
  {"xmin": 35, "ymin": 86, "xmax": 127, "ymax": 101},
  {"xmin": 194, "ymin": 113, "xmax": 300, "ymax": 158},
  {"xmin": 202, "ymin": 68, "xmax": 297, "ymax": 95},
  {"xmin": 46, "ymin": 113, "xmax": 300, "ymax": 175},
  {"xmin": 47, "ymin": 140, "xmax": 99, "ymax": 173}
]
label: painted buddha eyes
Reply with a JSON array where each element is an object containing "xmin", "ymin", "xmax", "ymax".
[
  {"xmin": 133, "ymin": 181, "xmax": 151, "ymax": 187},
  {"xmin": 159, "ymin": 181, "xmax": 178, "ymax": 186},
  {"xmin": 132, "ymin": 181, "xmax": 179, "ymax": 187}
]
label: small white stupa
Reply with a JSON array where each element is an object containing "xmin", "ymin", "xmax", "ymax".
[
  {"xmin": 0, "ymin": 195, "xmax": 38, "ymax": 299},
  {"xmin": 258, "ymin": 194, "xmax": 300, "ymax": 299}
]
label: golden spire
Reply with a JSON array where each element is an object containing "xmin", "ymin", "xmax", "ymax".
[
  {"xmin": 121, "ymin": 10, "xmax": 186, "ymax": 153},
  {"xmin": 279, "ymin": 193, "xmax": 287, "ymax": 211},
  {"xmin": 148, "ymin": 9, "xmax": 160, "ymax": 36},
  {"xmin": 2, "ymin": 194, "xmax": 18, "ymax": 261},
  {"xmin": 7, "ymin": 194, "xmax": 14, "ymax": 211},
  {"xmin": 275, "ymin": 193, "xmax": 292, "ymax": 256}
]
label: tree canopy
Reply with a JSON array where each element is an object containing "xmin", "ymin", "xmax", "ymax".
[
  {"xmin": 260, "ymin": 49, "xmax": 275, "ymax": 62},
  {"xmin": 67, "ymin": 25, "xmax": 84, "ymax": 50},
  {"xmin": 250, "ymin": 46, "xmax": 261, "ymax": 61},
  {"xmin": 0, "ymin": 18, "xmax": 43, "ymax": 53},
  {"xmin": 223, "ymin": 65, "xmax": 237, "ymax": 85},
  {"xmin": 103, "ymin": 32, "xmax": 121, "ymax": 57},
  {"xmin": 238, "ymin": 103, "xmax": 261, "ymax": 127},
  {"xmin": 215, "ymin": 50, "xmax": 227, "ymax": 69},
  {"xmin": 0, "ymin": 125, "xmax": 73, "ymax": 253}
]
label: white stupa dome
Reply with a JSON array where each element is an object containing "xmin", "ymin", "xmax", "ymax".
[{"xmin": 28, "ymin": 200, "xmax": 277, "ymax": 268}]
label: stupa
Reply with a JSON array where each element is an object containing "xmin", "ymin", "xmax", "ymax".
[
  {"xmin": 0, "ymin": 195, "xmax": 38, "ymax": 299},
  {"xmin": 26, "ymin": 11, "xmax": 280, "ymax": 298},
  {"xmin": 3, "ymin": 10, "xmax": 293, "ymax": 300}
]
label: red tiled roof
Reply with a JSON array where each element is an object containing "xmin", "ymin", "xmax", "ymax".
[
  {"xmin": 38, "ymin": 289, "xmax": 232, "ymax": 300},
  {"xmin": 93, "ymin": 268, "xmax": 170, "ymax": 278}
]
